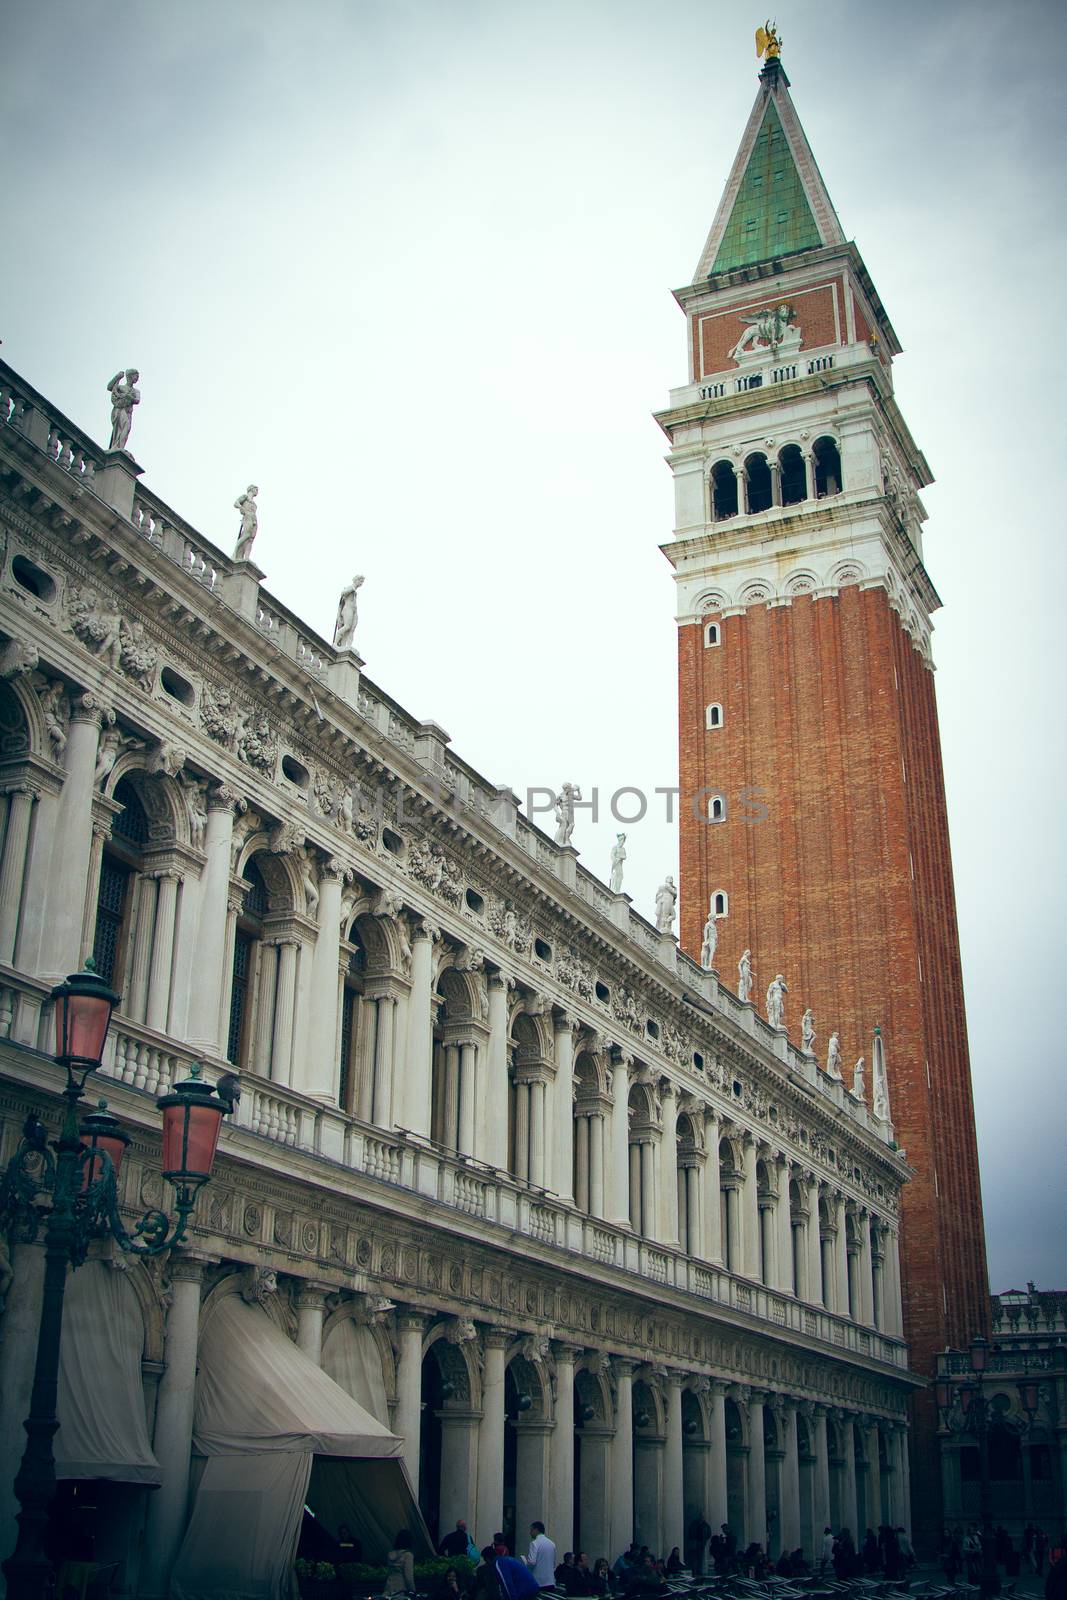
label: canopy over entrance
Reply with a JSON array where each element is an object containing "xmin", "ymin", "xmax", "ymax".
[
  {"xmin": 172, "ymin": 1294, "xmax": 430, "ymax": 1600},
  {"xmin": 56, "ymin": 1260, "xmax": 161, "ymax": 1485}
]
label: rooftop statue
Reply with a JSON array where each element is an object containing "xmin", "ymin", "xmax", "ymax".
[
  {"xmin": 826, "ymin": 1031, "xmax": 843, "ymax": 1080},
  {"xmin": 106, "ymin": 368, "xmax": 140, "ymax": 452},
  {"xmin": 333, "ymin": 574, "xmax": 364, "ymax": 651},
  {"xmin": 233, "ymin": 485, "xmax": 259, "ymax": 562},
  {"xmin": 553, "ymin": 782, "xmax": 582, "ymax": 846},
  {"xmin": 801, "ymin": 1007, "xmax": 816, "ymax": 1054},
  {"xmin": 609, "ymin": 833, "xmax": 627, "ymax": 894},
  {"xmin": 756, "ymin": 19, "xmax": 782, "ymax": 60},
  {"xmin": 738, "ymin": 948, "xmax": 753, "ymax": 1004},
  {"xmin": 766, "ymin": 973, "xmax": 787, "ymax": 1030},
  {"xmin": 655, "ymin": 875, "xmax": 678, "ymax": 934},
  {"xmin": 700, "ymin": 901, "xmax": 718, "ymax": 970}
]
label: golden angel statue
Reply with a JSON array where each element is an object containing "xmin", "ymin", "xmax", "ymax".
[{"xmin": 756, "ymin": 20, "xmax": 782, "ymax": 60}]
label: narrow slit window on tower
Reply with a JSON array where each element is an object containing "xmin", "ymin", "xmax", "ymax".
[
  {"xmin": 704, "ymin": 621, "xmax": 721, "ymax": 648},
  {"xmin": 713, "ymin": 891, "xmax": 729, "ymax": 916},
  {"xmin": 705, "ymin": 702, "xmax": 723, "ymax": 730},
  {"xmin": 708, "ymin": 795, "xmax": 726, "ymax": 822}
]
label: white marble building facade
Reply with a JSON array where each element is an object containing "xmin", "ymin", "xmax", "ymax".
[{"xmin": 0, "ymin": 361, "xmax": 916, "ymax": 1594}]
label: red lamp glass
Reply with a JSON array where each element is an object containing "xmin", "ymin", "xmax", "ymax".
[
  {"xmin": 959, "ymin": 1382, "xmax": 975, "ymax": 1415},
  {"xmin": 935, "ymin": 1380, "xmax": 952, "ymax": 1412},
  {"xmin": 79, "ymin": 1101, "xmax": 130, "ymax": 1192},
  {"xmin": 969, "ymin": 1336, "xmax": 990, "ymax": 1374},
  {"xmin": 1019, "ymin": 1380, "xmax": 1040, "ymax": 1416},
  {"xmin": 51, "ymin": 961, "xmax": 119, "ymax": 1069},
  {"xmin": 157, "ymin": 1069, "xmax": 225, "ymax": 1192}
]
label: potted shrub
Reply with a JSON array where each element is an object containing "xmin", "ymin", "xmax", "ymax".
[{"xmin": 295, "ymin": 1558, "xmax": 339, "ymax": 1598}]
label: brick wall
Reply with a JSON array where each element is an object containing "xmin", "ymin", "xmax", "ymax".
[{"xmin": 677, "ymin": 585, "xmax": 988, "ymax": 1547}]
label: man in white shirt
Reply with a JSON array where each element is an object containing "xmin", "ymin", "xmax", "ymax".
[{"xmin": 526, "ymin": 1522, "xmax": 557, "ymax": 1590}]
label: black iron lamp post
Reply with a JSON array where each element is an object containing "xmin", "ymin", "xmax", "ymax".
[
  {"xmin": 935, "ymin": 1335, "xmax": 1041, "ymax": 1599},
  {"xmin": 0, "ymin": 961, "xmax": 231, "ymax": 1600}
]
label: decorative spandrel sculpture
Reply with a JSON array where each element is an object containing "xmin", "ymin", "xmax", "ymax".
[
  {"xmin": 766, "ymin": 973, "xmax": 788, "ymax": 1030},
  {"xmin": 801, "ymin": 1007, "xmax": 816, "ymax": 1054},
  {"xmin": 609, "ymin": 833, "xmax": 627, "ymax": 894},
  {"xmin": 233, "ymin": 486, "xmax": 259, "ymax": 562},
  {"xmin": 826, "ymin": 1031, "xmax": 842, "ymax": 1080},
  {"xmin": 106, "ymin": 369, "xmax": 140, "ymax": 452},
  {"xmin": 654, "ymin": 875, "xmax": 677, "ymax": 934},
  {"xmin": 700, "ymin": 902, "xmax": 718, "ymax": 970},
  {"xmin": 333, "ymin": 574, "xmax": 364, "ymax": 651},
  {"xmin": 738, "ymin": 948, "xmax": 753, "ymax": 1004},
  {"xmin": 553, "ymin": 783, "xmax": 581, "ymax": 846}
]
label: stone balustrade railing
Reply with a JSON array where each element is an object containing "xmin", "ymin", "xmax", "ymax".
[
  {"xmin": 80, "ymin": 1014, "xmax": 910, "ymax": 1368},
  {"xmin": 0, "ymin": 960, "xmax": 905, "ymax": 1367}
]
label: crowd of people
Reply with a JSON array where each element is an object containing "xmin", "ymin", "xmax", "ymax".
[
  {"xmin": 410, "ymin": 1516, "xmax": 918, "ymax": 1600},
  {"xmin": 939, "ymin": 1523, "xmax": 1067, "ymax": 1597}
]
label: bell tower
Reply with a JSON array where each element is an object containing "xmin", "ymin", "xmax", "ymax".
[{"xmin": 656, "ymin": 44, "xmax": 988, "ymax": 1545}]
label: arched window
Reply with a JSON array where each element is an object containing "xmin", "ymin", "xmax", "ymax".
[
  {"xmin": 744, "ymin": 452, "xmax": 773, "ymax": 514},
  {"xmin": 708, "ymin": 795, "xmax": 726, "ymax": 823},
  {"xmin": 779, "ymin": 442, "xmax": 807, "ymax": 505},
  {"xmin": 719, "ymin": 1138, "xmax": 742, "ymax": 1271},
  {"xmin": 712, "ymin": 890, "xmax": 729, "ymax": 916},
  {"xmin": 628, "ymin": 1083, "xmax": 657, "ymax": 1238},
  {"xmin": 813, "ymin": 435, "xmax": 843, "ymax": 497},
  {"xmin": 710, "ymin": 460, "xmax": 738, "ymax": 521},
  {"xmin": 756, "ymin": 1157, "xmax": 774, "ymax": 1285},
  {"xmin": 338, "ymin": 927, "xmax": 367, "ymax": 1113},
  {"xmin": 704, "ymin": 620, "xmax": 721, "ymax": 648},
  {"xmin": 92, "ymin": 777, "xmax": 150, "ymax": 994},
  {"xmin": 226, "ymin": 856, "xmax": 270, "ymax": 1067},
  {"xmin": 676, "ymin": 1114, "xmax": 702, "ymax": 1255},
  {"xmin": 705, "ymin": 703, "xmax": 723, "ymax": 730}
]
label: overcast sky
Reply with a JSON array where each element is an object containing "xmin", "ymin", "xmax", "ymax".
[{"xmin": 3, "ymin": 0, "xmax": 1064, "ymax": 1292}]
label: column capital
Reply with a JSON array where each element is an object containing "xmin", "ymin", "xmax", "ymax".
[
  {"xmin": 710, "ymin": 1378, "xmax": 731, "ymax": 1399},
  {"xmin": 483, "ymin": 1326, "xmax": 512, "ymax": 1352},
  {"xmin": 413, "ymin": 915, "xmax": 442, "ymax": 944},
  {"xmin": 666, "ymin": 1368, "xmax": 687, "ymax": 1389},
  {"xmin": 295, "ymin": 1282, "xmax": 332, "ymax": 1312},
  {"xmin": 167, "ymin": 1252, "xmax": 217, "ymax": 1283},
  {"xmin": 552, "ymin": 1340, "xmax": 584, "ymax": 1364},
  {"xmin": 208, "ymin": 783, "xmax": 247, "ymax": 815},
  {"xmin": 612, "ymin": 1355, "xmax": 639, "ymax": 1380},
  {"xmin": 747, "ymin": 1387, "xmax": 769, "ymax": 1407},
  {"xmin": 396, "ymin": 1308, "xmax": 429, "ymax": 1335},
  {"xmin": 319, "ymin": 856, "xmax": 348, "ymax": 884},
  {"xmin": 71, "ymin": 692, "xmax": 113, "ymax": 728}
]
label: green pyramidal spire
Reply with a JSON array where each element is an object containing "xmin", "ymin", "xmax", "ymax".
[
  {"xmin": 711, "ymin": 98, "xmax": 822, "ymax": 272},
  {"xmin": 695, "ymin": 59, "xmax": 846, "ymax": 281}
]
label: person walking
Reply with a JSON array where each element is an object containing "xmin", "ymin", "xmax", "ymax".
[
  {"xmin": 526, "ymin": 1522, "xmax": 558, "ymax": 1592},
  {"xmin": 441, "ymin": 1521, "xmax": 474, "ymax": 1559},
  {"xmin": 385, "ymin": 1530, "xmax": 416, "ymax": 1596},
  {"xmin": 820, "ymin": 1527, "xmax": 835, "ymax": 1576}
]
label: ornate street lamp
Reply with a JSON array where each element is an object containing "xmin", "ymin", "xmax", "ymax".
[{"xmin": 0, "ymin": 961, "xmax": 231, "ymax": 1600}]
